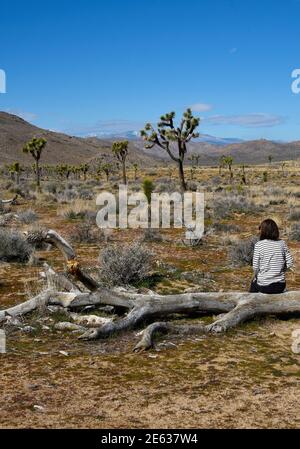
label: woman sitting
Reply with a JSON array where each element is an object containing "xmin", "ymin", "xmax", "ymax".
[{"xmin": 250, "ymin": 219, "xmax": 294, "ymax": 294}]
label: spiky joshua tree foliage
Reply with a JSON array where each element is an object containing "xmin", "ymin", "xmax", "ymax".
[
  {"xmin": 112, "ymin": 140, "xmax": 129, "ymax": 185},
  {"xmin": 141, "ymin": 109, "xmax": 200, "ymax": 191},
  {"xmin": 23, "ymin": 136, "xmax": 47, "ymax": 189}
]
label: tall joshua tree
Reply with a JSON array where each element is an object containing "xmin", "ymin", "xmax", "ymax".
[
  {"xmin": 112, "ymin": 140, "xmax": 129, "ymax": 185},
  {"xmin": 23, "ymin": 137, "xmax": 47, "ymax": 189},
  {"xmin": 140, "ymin": 109, "xmax": 200, "ymax": 191}
]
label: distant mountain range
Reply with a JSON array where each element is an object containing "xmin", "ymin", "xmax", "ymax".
[
  {"xmin": 0, "ymin": 111, "xmax": 300, "ymax": 167},
  {"xmin": 75, "ymin": 129, "xmax": 244, "ymax": 147}
]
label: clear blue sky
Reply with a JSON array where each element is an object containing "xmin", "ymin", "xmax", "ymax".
[{"xmin": 1, "ymin": 0, "xmax": 300, "ymax": 141}]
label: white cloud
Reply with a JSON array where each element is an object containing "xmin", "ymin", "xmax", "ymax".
[
  {"xmin": 190, "ymin": 103, "xmax": 213, "ymax": 112},
  {"xmin": 203, "ymin": 113, "xmax": 285, "ymax": 128},
  {"xmin": 64, "ymin": 119, "xmax": 145, "ymax": 137},
  {"xmin": 5, "ymin": 109, "xmax": 37, "ymax": 122}
]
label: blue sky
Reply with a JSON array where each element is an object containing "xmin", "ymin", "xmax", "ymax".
[{"xmin": 1, "ymin": 0, "xmax": 300, "ymax": 141}]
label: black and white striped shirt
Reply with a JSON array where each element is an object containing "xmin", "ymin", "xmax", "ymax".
[{"xmin": 253, "ymin": 239, "xmax": 293, "ymax": 286}]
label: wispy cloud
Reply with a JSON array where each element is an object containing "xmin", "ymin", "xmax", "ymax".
[
  {"xmin": 203, "ymin": 113, "xmax": 285, "ymax": 128},
  {"xmin": 229, "ymin": 47, "xmax": 237, "ymax": 54},
  {"xmin": 64, "ymin": 119, "xmax": 145, "ymax": 137},
  {"xmin": 190, "ymin": 103, "xmax": 213, "ymax": 112},
  {"xmin": 5, "ymin": 109, "xmax": 37, "ymax": 122}
]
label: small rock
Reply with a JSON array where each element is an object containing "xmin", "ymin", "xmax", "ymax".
[
  {"xmin": 33, "ymin": 405, "xmax": 45, "ymax": 412},
  {"xmin": 22, "ymin": 326, "xmax": 35, "ymax": 333},
  {"xmin": 58, "ymin": 350, "xmax": 69, "ymax": 356},
  {"xmin": 291, "ymin": 340, "xmax": 300, "ymax": 354}
]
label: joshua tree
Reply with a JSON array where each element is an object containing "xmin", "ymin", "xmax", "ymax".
[
  {"xmin": 112, "ymin": 141, "xmax": 129, "ymax": 185},
  {"xmin": 142, "ymin": 178, "xmax": 154, "ymax": 204},
  {"xmin": 222, "ymin": 155, "xmax": 234, "ymax": 182},
  {"xmin": 268, "ymin": 155, "xmax": 273, "ymax": 165},
  {"xmin": 240, "ymin": 164, "xmax": 247, "ymax": 185},
  {"xmin": 9, "ymin": 162, "xmax": 22, "ymax": 185},
  {"xmin": 80, "ymin": 163, "xmax": 89, "ymax": 181},
  {"xmin": 141, "ymin": 109, "xmax": 200, "ymax": 192},
  {"xmin": 99, "ymin": 162, "xmax": 112, "ymax": 182},
  {"xmin": 132, "ymin": 163, "xmax": 139, "ymax": 181},
  {"xmin": 23, "ymin": 137, "xmax": 47, "ymax": 189},
  {"xmin": 219, "ymin": 155, "xmax": 226, "ymax": 175}
]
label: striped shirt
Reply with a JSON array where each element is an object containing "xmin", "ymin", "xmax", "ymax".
[{"xmin": 253, "ymin": 239, "xmax": 293, "ymax": 286}]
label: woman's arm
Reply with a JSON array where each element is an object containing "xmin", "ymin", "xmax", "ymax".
[
  {"xmin": 252, "ymin": 244, "xmax": 260, "ymax": 277},
  {"xmin": 284, "ymin": 242, "xmax": 294, "ymax": 270}
]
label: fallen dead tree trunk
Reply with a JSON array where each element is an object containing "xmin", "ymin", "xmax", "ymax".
[
  {"xmin": 2, "ymin": 288, "xmax": 300, "ymax": 350},
  {"xmin": 0, "ymin": 195, "xmax": 18, "ymax": 205},
  {"xmin": 1, "ymin": 227, "xmax": 299, "ymax": 352}
]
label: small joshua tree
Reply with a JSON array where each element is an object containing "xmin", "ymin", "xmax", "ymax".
[
  {"xmin": 80, "ymin": 163, "xmax": 89, "ymax": 181},
  {"xmin": 9, "ymin": 162, "xmax": 22, "ymax": 185},
  {"xmin": 141, "ymin": 109, "xmax": 200, "ymax": 192},
  {"xmin": 98, "ymin": 162, "xmax": 112, "ymax": 182},
  {"xmin": 23, "ymin": 136, "xmax": 47, "ymax": 189},
  {"xmin": 132, "ymin": 163, "xmax": 139, "ymax": 181},
  {"xmin": 112, "ymin": 141, "xmax": 129, "ymax": 185},
  {"xmin": 222, "ymin": 155, "xmax": 234, "ymax": 182},
  {"xmin": 268, "ymin": 155, "xmax": 273, "ymax": 165}
]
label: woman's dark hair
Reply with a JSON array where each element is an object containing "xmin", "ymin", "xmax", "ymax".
[{"xmin": 259, "ymin": 219, "xmax": 279, "ymax": 241}]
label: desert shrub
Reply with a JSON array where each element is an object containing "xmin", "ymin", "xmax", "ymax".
[
  {"xmin": 18, "ymin": 209, "xmax": 38, "ymax": 224},
  {"xmin": 0, "ymin": 228, "xmax": 33, "ymax": 262},
  {"xmin": 99, "ymin": 242, "xmax": 153, "ymax": 286},
  {"xmin": 186, "ymin": 181, "xmax": 199, "ymax": 192},
  {"xmin": 213, "ymin": 222, "xmax": 241, "ymax": 233},
  {"xmin": 228, "ymin": 236, "xmax": 259, "ymax": 266},
  {"xmin": 288, "ymin": 209, "xmax": 300, "ymax": 221},
  {"xmin": 290, "ymin": 224, "xmax": 300, "ymax": 241},
  {"xmin": 78, "ymin": 189, "xmax": 94, "ymax": 200},
  {"xmin": 43, "ymin": 182, "xmax": 58, "ymax": 194},
  {"xmin": 213, "ymin": 195, "xmax": 259, "ymax": 219},
  {"xmin": 57, "ymin": 189, "xmax": 79, "ymax": 203},
  {"xmin": 142, "ymin": 228, "xmax": 163, "ymax": 242},
  {"xmin": 69, "ymin": 223, "xmax": 103, "ymax": 244}
]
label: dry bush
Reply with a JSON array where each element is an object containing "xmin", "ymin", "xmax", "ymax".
[
  {"xmin": 290, "ymin": 224, "xmax": 300, "ymax": 241},
  {"xmin": 288, "ymin": 209, "xmax": 300, "ymax": 221},
  {"xmin": 17, "ymin": 209, "xmax": 38, "ymax": 224},
  {"xmin": 0, "ymin": 228, "xmax": 33, "ymax": 262},
  {"xmin": 99, "ymin": 242, "xmax": 153, "ymax": 286},
  {"xmin": 228, "ymin": 236, "xmax": 259, "ymax": 267},
  {"xmin": 69, "ymin": 222, "xmax": 103, "ymax": 244},
  {"xmin": 213, "ymin": 195, "xmax": 260, "ymax": 219}
]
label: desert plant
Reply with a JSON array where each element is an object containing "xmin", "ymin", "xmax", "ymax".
[
  {"xmin": 23, "ymin": 137, "xmax": 47, "ymax": 189},
  {"xmin": 228, "ymin": 236, "xmax": 259, "ymax": 266},
  {"xmin": 99, "ymin": 242, "xmax": 153, "ymax": 286},
  {"xmin": 290, "ymin": 224, "xmax": 300, "ymax": 241},
  {"xmin": 0, "ymin": 228, "xmax": 33, "ymax": 262},
  {"xmin": 112, "ymin": 141, "xmax": 129, "ymax": 184},
  {"xmin": 18, "ymin": 209, "xmax": 38, "ymax": 224},
  {"xmin": 288, "ymin": 209, "xmax": 300, "ymax": 221},
  {"xmin": 142, "ymin": 178, "xmax": 154, "ymax": 204},
  {"xmin": 69, "ymin": 223, "xmax": 102, "ymax": 244},
  {"xmin": 141, "ymin": 109, "xmax": 200, "ymax": 191},
  {"xmin": 222, "ymin": 155, "xmax": 234, "ymax": 182},
  {"xmin": 213, "ymin": 195, "xmax": 259, "ymax": 219}
]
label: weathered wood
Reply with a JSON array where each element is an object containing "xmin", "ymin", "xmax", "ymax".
[{"xmin": 0, "ymin": 195, "xmax": 18, "ymax": 205}]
